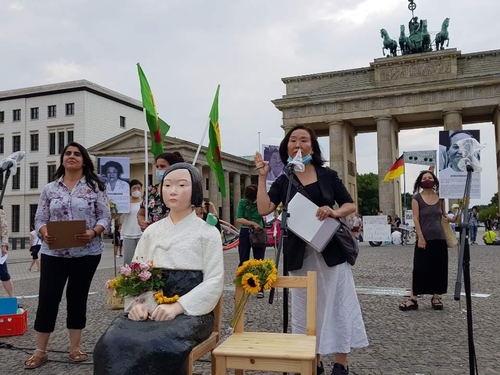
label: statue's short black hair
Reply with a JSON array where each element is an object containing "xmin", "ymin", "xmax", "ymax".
[{"xmin": 159, "ymin": 162, "xmax": 203, "ymax": 207}]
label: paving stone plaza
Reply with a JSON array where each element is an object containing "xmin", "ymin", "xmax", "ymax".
[{"xmin": 1, "ymin": 236, "xmax": 499, "ymax": 374}]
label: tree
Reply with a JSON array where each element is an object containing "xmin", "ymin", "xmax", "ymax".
[
  {"xmin": 357, "ymin": 173, "xmax": 379, "ymax": 215},
  {"xmin": 401, "ymin": 192, "xmax": 413, "ymax": 212}
]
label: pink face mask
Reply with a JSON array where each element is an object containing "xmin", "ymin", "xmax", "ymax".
[{"xmin": 420, "ymin": 180, "xmax": 435, "ymax": 189}]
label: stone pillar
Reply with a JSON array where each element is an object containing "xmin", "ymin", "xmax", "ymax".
[
  {"xmin": 222, "ymin": 170, "xmax": 230, "ymax": 222},
  {"xmin": 443, "ymin": 109, "xmax": 463, "ymax": 131},
  {"xmin": 196, "ymin": 164, "xmax": 205, "ymax": 198},
  {"xmin": 328, "ymin": 121, "xmax": 358, "ymax": 205},
  {"xmin": 208, "ymin": 170, "xmax": 219, "ymax": 208},
  {"xmin": 244, "ymin": 175, "xmax": 251, "ymax": 188},
  {"xmin": 376, "ymin": 116, "xmax": 400, "ymax": 217},
  {"xmin": 233, "ymin": 173, "xmax": 241, "ymax": 221},
  {"xmin": 495, "ymin": 107, "xmax": 500, "ymax": 217}
]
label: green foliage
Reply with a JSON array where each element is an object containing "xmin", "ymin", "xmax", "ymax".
[
  {"xmin": 401, "ymin": 192, "xmax": 413, "ymax": 211},
  {"xmin": 357, "ymin": 173, "xmax": 379, "ymax": 215},
  {"xmin": 479, "ymin": 205, "xmax": 498, "ymax": 222}
]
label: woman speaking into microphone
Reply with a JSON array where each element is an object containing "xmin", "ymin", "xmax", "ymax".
[{"xmin": 254, "ymin": 125, "xmax": 368, "ymax": 375}]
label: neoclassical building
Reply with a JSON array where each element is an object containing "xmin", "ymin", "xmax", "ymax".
[
  {"xmin": 272, "ymin": 49, "xmax": 500, "ymax": 216},
  {"xmin": 88, "ymin": 129, "xmax": 257, "ymax": 224},
  {"xmin": 0, "ymin": 80, "xmax": 256, "ymax": 243}
]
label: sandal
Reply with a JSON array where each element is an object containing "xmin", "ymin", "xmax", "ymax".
[
  {"xmin": 69, "ymin": 349, "xmax": 89, "ymax": 362},
  {"xmin": 256, "ymin": 291, "xmax": 264, "ymax": 299},
  {"xmin": 431, "ymin": 297, "xmax": 444, "ymax": 310},
  {"xmin": 24, "ymin": 349, "xmax": 48, "ymax": 369},
  {"xmin": 399, "ymin": 298, "xmax": 418, "ymax": 311}
]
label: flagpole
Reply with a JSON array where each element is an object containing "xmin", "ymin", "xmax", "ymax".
[
  {"xmin": 143, "ymin": 109, "xmax": 149, "ymax": 221},
  {"xmin": 192, "ymin": 118, "xmax": 210, "ymax": 166},
  {"xmin": 402, "ymin": 152, "xmax": 406, "ymax": 222}
]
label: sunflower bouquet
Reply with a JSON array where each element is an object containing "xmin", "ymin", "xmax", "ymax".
[{"xmin": 229, "ymin": 258, "xmax": 278, "ymax": 328}]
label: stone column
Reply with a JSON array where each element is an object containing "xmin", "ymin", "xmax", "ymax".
[
  {"xmin": 328, "ymin": 121, "xmax": 358, "ymax": 205},
  {"xmin": 208, "ymin": 170, "xmax": 219, "ymax": 209},
  {"xmin": 328, "ymin": 121, "xmax": 345, "ymax": 180},
  {"xmin": 233, "ymin": 173, "xmax": 241, "ymax": 221},
  {"xmin": 495, "ymin": 107, "xmax": 500, "ymax": 217},
  {"xmin": 443, "ymin": 109, "xmax": 463, "ymax": 131},
  {"xmin": 244, "ymin": 175, "xmax": 251, "ymax": 188},
  {"xmin": 196, "ymin": 164, "xmax": 205, "ymax": 198},
  {"xmin": 222, "ymin": 170, "xmax": 230, "ymax": 222},
  {"xmin": 376, "ymin": 116, "xmax": 399, "ymax": 217}
]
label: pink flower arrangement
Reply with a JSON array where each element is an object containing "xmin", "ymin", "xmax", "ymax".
[{"xmin": 105, "ymin": 260, "xmax": 164, "ymax": 297}]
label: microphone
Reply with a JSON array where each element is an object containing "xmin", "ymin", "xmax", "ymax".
[
  {"xmin": 0, "ymin": 151, "xmax": 25, "ymax": 173},
  {"xmin": 456, "ymin": 138, "xmax": 484, "ymax": 173}
]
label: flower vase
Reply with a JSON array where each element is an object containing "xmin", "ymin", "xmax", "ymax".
[
  {"xmin": 229, "ymin": 291, "xmax": 251, "ymax": 328},
  {"xmin": 124, "ymin": 291, "xmax": 158, "ymax": 314}
]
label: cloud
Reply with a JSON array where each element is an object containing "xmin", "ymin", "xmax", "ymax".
[{"xmin": 9, "ymin": 1, "xmax": 24, "ymax": 11}]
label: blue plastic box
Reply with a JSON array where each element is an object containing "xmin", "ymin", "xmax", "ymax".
[{"xmin": 0, "ymin": 297, "xmax": 18, "ymax": 315}]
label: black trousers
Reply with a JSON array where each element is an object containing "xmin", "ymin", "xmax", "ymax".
[{"xmin": 34, "ymin": 254, "xmax": 101, "ymax": 332}]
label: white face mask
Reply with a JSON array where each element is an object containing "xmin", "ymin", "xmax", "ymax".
[{"xmin": 131, "ymin": 190, "xmax": 142, "ymax": 198}]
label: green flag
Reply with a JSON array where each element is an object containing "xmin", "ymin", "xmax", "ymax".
[
  {"xmin": 137, "ymin": 63, "xmax": 170, "ymax": 157},
  {"xmin": 205, "ymin": 85, "xmax": 226, "ymax": 197}
]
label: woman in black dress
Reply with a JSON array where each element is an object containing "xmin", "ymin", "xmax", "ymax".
[{"xmin": 399, "ymin": 171, "xmax": 451, "ymax": 311}]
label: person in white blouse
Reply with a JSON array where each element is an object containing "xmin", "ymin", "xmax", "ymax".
[{"xmin": 94, "ymin": 163, "xmax": 224, "ymax": 374}]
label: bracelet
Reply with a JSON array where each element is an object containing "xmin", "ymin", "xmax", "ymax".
[{"xmin": 92, "ymin": 229, "xmax": 99, "ymax": 238}]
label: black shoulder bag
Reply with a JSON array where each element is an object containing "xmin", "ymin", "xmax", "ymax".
[
  {"xmin": 246, "ymin": 201, "xmax": 268, "ymax": 248},
  {"xmin": 290, "ymin": 175, "xmax": 359, "ymax": 266}
]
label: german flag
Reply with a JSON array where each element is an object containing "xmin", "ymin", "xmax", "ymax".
[{"xmin": 383, "ymin": 155, "xmax": 404, "ymax": 182}]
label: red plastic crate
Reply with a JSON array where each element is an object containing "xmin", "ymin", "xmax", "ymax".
[{"xmin": 0, "ymin": 309, "xmax": 27, "ymax": 337}]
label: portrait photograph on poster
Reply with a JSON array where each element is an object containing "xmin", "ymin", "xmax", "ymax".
[
  {"xmin": 438, "ymin": 130, "xmax": 481, "ymax": 199},
  {"xmin": 98, "ymin": 157, "xmax": 131, "ymax": 213},
  {"xmin": 262, "ymin": 144, "xmax": 285, "ymax": 182}
]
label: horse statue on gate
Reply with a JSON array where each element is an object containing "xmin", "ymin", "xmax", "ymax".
[
  {"xmin": 399, "ymin": 25, "xmax": 410, "ymax": 55},
  {"xmin": 381, "ymin": 28, "xmax": 398, "ymax": 57},
  {"xmin": 435, "ymin": 17, "xmax": 450, "ymax": 50},
  {"xmin": 421, "ymin": 20, "xmax": 432, "ymax": 52}
]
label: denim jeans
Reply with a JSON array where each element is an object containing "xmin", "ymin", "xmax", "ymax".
[{"xmin": 469, "ymin": 225, "xmax": 478, "ymax": 243}]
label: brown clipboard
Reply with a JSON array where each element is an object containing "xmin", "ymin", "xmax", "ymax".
[{"xmin": 46, "ymin": 220, "xmax": 87, "ymax": 250}]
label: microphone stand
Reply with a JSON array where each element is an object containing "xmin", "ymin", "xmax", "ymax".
[
  {"xmin": 268, "ymin": 164, "xmax": 295, "ymax": 339},
  {"xmin": 0, "ymin": 169, "xmax": 12, "ymax": 207},
  {"xmin": 454, "ymin": 164, "xmax": 478, "ymax": 375}
]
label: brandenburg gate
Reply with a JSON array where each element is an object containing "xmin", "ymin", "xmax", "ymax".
[{"xmin": 272, "ymin": 48, "xmax": 500, "ymax": 216}]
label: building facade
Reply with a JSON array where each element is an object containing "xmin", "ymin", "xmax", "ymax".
[
  {"xmin": 0, "ymin": 80, "xmax": 145, "ymax": 241},
  {"xmin": 0, "ymin": 80, "xmax": 258, "ymax": 245}
]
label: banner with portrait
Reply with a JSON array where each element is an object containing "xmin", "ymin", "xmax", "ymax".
[
  {"xmin": 262, "ymin": 144, "xmax": 285, "ymax": 192},
  {"xmin": 438, "ymin": 130, "xmax": 481, "ymax": 199},
  {"xmin": 98, "ymin": 157, "xmax": 131, "ymax": 213}
]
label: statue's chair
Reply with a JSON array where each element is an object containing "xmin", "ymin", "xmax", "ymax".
[
  {"xmin": 186, "ymin": 297, "xmax": 223, "ymax": 375},
  {"xmin": 213, "ymin": 271, "xmax": 317, "ymax": 375}
]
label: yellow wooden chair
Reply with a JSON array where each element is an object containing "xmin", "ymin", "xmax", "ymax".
[
  {"xmin": 186, "ymin": 297, "xmax": 223, "ymax": 375},
  {"xmin": 213, "ymin": 271, "xmax": 317, "ymax": 375}
]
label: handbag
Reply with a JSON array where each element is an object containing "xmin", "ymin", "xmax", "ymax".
[
  {"xmin": 441, "ymin": 216, "xmax": 457, "ymax": 248},
  {"xmin": 246, "ymin": 202, "xmax": 268, "ymax": 248},
  {"xmin": 290, "ymin": 175, "xmax": 359, "ymax": 265}
]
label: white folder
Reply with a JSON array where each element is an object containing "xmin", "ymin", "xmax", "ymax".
[{"xmin": 287, "ymin": 193, "xmax": 341, "ymax": 252}]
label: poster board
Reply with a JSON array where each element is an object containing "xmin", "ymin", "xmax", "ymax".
[{"xmin": 362, "ymin": 215, "xmax": 391, "ymax": 242}]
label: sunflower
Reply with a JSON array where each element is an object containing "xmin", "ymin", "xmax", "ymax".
[
  {"xmin": 263, "ymin": 272, "xmax": 278, "ymax": 290},
  {"xmin": 241, "ymin": 273, "xmax": 261, "ymax": 294}
]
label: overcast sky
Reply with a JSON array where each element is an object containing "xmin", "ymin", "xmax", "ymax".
[{"xmin": 2, "ymin": 0, "xmax": 499, "ymax": 204}]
